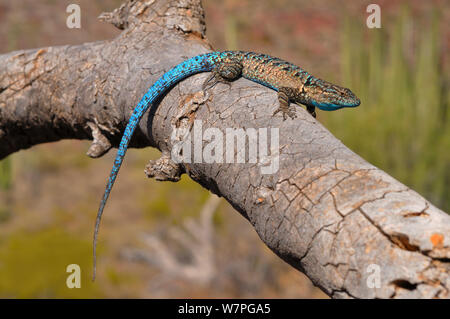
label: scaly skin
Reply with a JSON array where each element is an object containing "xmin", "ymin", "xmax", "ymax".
[{"xmin": 92, "ymin": 51, "xmax": 360, "ymax": 280}]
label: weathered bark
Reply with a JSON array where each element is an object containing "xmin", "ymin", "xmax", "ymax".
[{"xmin": 0, "ymin": 0, "xmax": 449, "ymax": 298}]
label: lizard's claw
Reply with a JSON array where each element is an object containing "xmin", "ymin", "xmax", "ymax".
[
  {"xmin": 273, "ymin": 106, "xmax": 297, "ymax": 120},
  {"xmin": 202, "ymin": 73, "xmax": 232, "ymax": 92}
]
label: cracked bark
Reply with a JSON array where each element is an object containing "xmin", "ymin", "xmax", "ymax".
[{"xmin": 0, "ymin": 0, "xmax": 449, "ymax": 298}]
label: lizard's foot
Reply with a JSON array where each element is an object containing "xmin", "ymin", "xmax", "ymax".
[
  {"xmin": 202, "ymin": 72, "xmax": 232, "ymax": 91},
  {"xmin": 273, "ymin": 105, "xmax": 297, "ymax": 120},
  {"xmin": 202, "ymin": 62, "xmax": 243, "ymax": 91}
]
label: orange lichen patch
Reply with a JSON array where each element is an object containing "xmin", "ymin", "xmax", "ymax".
[
  {"xmin": 430, "ymin": 233, "xmax": 444, "ymax": 248},
  {"xmin": 186, "ymin": 31, "xmax": 206, "ymax": 41},
  {"xmin": 35, "ymin": 48, "xmax": 47, "ymax": 58},
  {"xmin": 256, "ymin": 197, "xmax": 265, "ymax": 203},
  {"xmin": 354, "ymin": 170, "xmax": 369, "ymax": 177},
  {"xmin": 25, "ymin": 48, "xmax": 48, "ymax": 81},
  {"xmin": 83, "ymin": 61, "xmax": 95, "ymax": 70}
]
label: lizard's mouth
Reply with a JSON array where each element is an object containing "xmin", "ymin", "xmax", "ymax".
[
  {"xmin": 310, "ymin": 97, "xmax": 360, "ymax": 111},
  {"xmin": 342, "ymin": 95, "xmax": 361, "ymax": 107}
]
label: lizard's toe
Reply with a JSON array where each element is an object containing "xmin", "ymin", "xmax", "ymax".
[
  {"xmin": 273, "ymin": 107, "xmax": 281, "ymax": 117},
  {"xmin": 287, "ymin": 107, "xmax": 297, "ymax": 119}
]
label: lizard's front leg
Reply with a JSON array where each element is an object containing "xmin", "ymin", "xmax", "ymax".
[
  {"xmin": 273, "ymin": 87, "xmax": 297, "ymax": 120},
  {"xmin": 202, "ymin": 62, "xmax": 243, "ymax": 91}
]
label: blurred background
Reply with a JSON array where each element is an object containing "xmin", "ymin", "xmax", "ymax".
[{"xmin": 0, "ymin": 0, "xmax": 448, "ymax": 298}]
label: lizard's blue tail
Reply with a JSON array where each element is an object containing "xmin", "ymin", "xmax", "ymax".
[{"xmin": 92, "ymin": 53, "xmax": 216, "ymax": 280}]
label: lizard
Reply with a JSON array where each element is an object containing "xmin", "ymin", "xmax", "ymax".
[{"xmin": 92, "ymin": 50, "xmax": 360, "ymax": 280}]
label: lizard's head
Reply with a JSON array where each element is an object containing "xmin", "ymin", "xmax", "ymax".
[{"xmin": 301, "ymin": 77, "xmax": 360, "ymax": 111}]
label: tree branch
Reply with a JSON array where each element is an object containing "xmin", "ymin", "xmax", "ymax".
[{"xmin": 0, "ymin": 0, "xmax": 449, "ymax": 298}]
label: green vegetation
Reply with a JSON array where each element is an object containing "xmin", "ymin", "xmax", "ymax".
[
  {"xmin": 0, "ymin": 158, "xmax": 12, "ymax": 191},
  {"xmin": 324, "ymin": 9, "xmax": 449, "ymax": 211},
  {"xmin": 0, "ymin": 158, "xmax": 12, "ymax": 223},
  {"xmin": 140, "ymin": 174, "xmax": 212, "ymax": 224},
  {"xmin": 0, "ymin": 228, "xmax": 102, "ymax": 298}
]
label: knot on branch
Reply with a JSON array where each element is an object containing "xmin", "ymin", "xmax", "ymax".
[
  {"xmin": 145, "ymin": 153, "xmax": 184, "ymax": 182},
  {"xmin": 98, "ymin": 0, "xmax": 206, "ymax": 38},
  {"xmin": 98, "ymin": 0, "xmax": 135, "ymax": 30},
  {"xmin": 86, "ymin": 121, "xmax": 112, "ymax": 158}
]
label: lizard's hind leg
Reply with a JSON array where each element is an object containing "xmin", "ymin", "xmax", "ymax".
[
  {"xmin": 306, "ymin": 105, "xmax": 316, "ymax": 118},
  {"xmin": 202, "ymin": 62, "xmax": 243, "ymax": 91}
]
